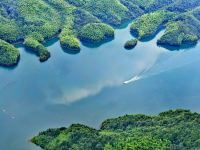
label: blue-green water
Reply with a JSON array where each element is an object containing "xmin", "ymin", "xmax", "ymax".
[{"xmin": 1, "ymin": 24, "xmax": 200, "ymax": 150}]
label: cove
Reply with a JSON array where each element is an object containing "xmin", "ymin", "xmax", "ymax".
[{"xmin": 1, "ymin": 24, "xmax": 200, "ymax": 150}]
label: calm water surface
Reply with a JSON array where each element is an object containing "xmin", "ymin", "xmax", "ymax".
[{"xmin": 1, "ymin": 24, "xmax": 200, "ymax": 150}]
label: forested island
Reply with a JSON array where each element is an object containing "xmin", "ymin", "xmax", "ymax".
[
  {"xmin": 32, "ymin": 109, "xmax": 200, "ymax": 150},
  {"xmin": 0, "ymin": 0, "xmax": 200, "ymax": 65},
  {"xmin": 124, "ymin": 39, "xmax": 138, "ymax": 49}
]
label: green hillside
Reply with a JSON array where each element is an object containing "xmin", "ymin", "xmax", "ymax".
[
  {"xmin": 0, "ymin": 39, "xmax": 19, "ymax": 66},
  {"xmin": 0, "ymin": 0, "xmax": 200, "ymax": 65},
  {"xmin": 32, "ymin": 109, "xmax": 200, "ymax": 150}
]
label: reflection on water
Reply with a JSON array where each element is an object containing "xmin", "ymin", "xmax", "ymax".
[
  {"xmin": 1, "ymin": 24, "xmax": 200, "ymax": 150},
  {"xmin": 62, "ymin": 47, "xmax": 81, "ymax": 55}
]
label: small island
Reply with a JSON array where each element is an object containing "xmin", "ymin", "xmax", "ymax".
[
  {"xmin": 124, "ymin": 39, "xmax": 138, "ymax": 49},
  {"xmin": 31, "ymin": 109, "xmax": 200, "ymax": 150},
  {"xmin": 0, "ymin": 39, "xmax": 20, "ymax": 66}
]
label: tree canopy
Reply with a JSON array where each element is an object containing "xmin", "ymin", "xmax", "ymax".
[{"xmin": 32, "ymin": 109, "xmax": 200, "ymax": 150}]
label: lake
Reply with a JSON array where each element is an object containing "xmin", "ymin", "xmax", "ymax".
[{"xmin": 1, "ymin": 24, "xmax": 200, "ymax": 150}]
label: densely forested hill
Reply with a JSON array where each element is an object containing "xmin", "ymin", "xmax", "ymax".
[
  {"xmin": 32, "ymin": 109, "xmax": 200, "ymax": 150},
  {"xmin": 0, "ymin": 0, "xmax": 200, "ymax": 66}
]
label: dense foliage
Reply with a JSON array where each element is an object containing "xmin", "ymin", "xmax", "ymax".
[
  {"xmin": 130, "ymin": 11, "xmax": 175, "ymax": 40},
  {"xmin": 1, "ymin": 0, "xmax": 200, "ymax": 66},
  {"xmin": 157, "ymin": 10, "xmax": 200, "ymax": 46},
  {"xmin": 24, "ymin": 37, "xmax": 50, "ymax": 62},
  {"xmin": 157, "ymin": 21, "xmax": 199, "ymax": 46},
  {"xmin": 78, "ymin": 23, "xmax": 115, "ymax": 43},
  {"xmin": 59, "ymin": 21, "xmax": 80, "ymax": 51},
  {"xmin": 32, "ymin": 109, "xmax": 200, "ymax": 150},
  {"xmin": 0, "ymin": 39, "xmax": 19, "ymax": 66},
  {"xmin": 124, "ymin": 39, "xmax": 138, "ymax": 49},
  {"xmin": 129, "ymin": 0, "xmax": 200, "ymax": 46},
  {"xmin": 65, "ymin": 0, "xmax": 131, "ymax": 26}
]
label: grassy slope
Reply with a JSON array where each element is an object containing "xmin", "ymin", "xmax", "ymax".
[{"xmin": 32, "ymin": 109, "xmax": 200, "ymax": 150}]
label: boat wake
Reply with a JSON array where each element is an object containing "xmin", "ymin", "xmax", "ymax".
[
  {"xmin": 123, "ymin": 50, "xmax": 200, "ymax": 85},
  {"xmin": 123, "ymin": 75, "xmax": 143, "ymax": 84}
]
